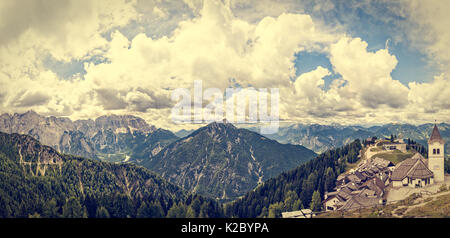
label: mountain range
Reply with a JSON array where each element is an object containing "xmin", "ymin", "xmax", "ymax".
[
  {"xmin": 3, "ymin": 111, "xmax": 447, "ymax": 159},
  {"xmin": 0, "ymin": 131, "xmax": 222, "ymax": 218},
  {"xmin": 1, "ymin": 111, "xmax": 448, "ymax": 202},
  {"xmin": 0, "ymin": 112, "xmax": 317, "ymax": 201},
  {"xmin": 143, "ymin": 121, "xmax": 317, "ymax": 201},
  {"xmin": 0, "ymin": 111, "xmax": 448, "ymax": 218},
  {"xmin": 249, "ymin": 123, "xmax": 450, "ymax": 154},
  {"xmin": 0, "ymin": 111, "xmax": 178, "ymax": 163}
]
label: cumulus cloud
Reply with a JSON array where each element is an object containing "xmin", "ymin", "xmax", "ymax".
[
  {"xmin": 395, "ymin": 0, "xmax": 450, "ymax": 72},
  {"xmin": 283, "ymin": 66, "xmax": 352, "ymax": 120},
  {"xmin": 0, "ymin": 0, "xmax": 448, "ymax": 130},
  {"xmin": 95, "ymin": 88, "xmax": 128, "ymax": 110},
  {"xmin": 0, "ymin": 0, "xmax": 137, "ymax": 61},
  {"xmin": 281, "ymin": 35, "xmax": 446, "ymax": 125},
  {"xmin": 408, "ymin": 74, "xmax": 450, "ymax": 113},
  {"xmin": 12, "ymin": 91, "xmax": 51, "ymax": 108},
  {"xmin": 329, "ymin": 37, "xmax": 409, "ymax": 109},
  {"xmin": 78, "ymin": 1, "xmax": 340, "ymax": 127},
  {"xmin": 294, "ymin": 66, "xmax": 330, "ymax": 101}
]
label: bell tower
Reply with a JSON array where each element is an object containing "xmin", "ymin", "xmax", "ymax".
[{"xmin": 428, "ymin": 124, "xmax": 445, "ymax": 182}]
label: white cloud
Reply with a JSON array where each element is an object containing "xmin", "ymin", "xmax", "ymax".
[
  {"xmin": 0, "ymin": 0, "xmax": 137, "ymax": 61},
  {"xmin": 329, "ymin": 37, "xmax": 409, "ymax": 109},
  {"xmin": 294, "ymin": 66, "xmax": 330, "ymax": 101},
  {"xmin": 395, "ymin": 0, "xmax": 450, "ymax": 72},
  {"xmin": 408, "ymin": 74, "xmax": 450, "ymax": 113},
  {"xmin": 0, "ymin": 0, "xmax": 138, "ymax": 119},
  {"xmin": 81, "ymin": 1, "xmax": 340, "ymax": 121},
  {"xmin": 0, "ymin": 0, "xmax": 448, "ymax": 131}
]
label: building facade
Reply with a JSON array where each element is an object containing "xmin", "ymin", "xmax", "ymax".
[
  {"xmin": 428, "ymin": 124, "xmax": 445, "ymax": 183},
  {"xmin": 383, "ymin": 143, "xmax": 407, "ymax": 153},
  {"xmin": 391, "ymin": 153, "xmax": 434, "ymax": 188},
  {"xmin": 391, "ymin": 124, "xmax": 445, "ymax": 187}
]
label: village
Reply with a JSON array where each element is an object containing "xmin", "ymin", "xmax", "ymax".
[{"xmin": 282, "ymin": 124, "xmax": 448, "ymax": 218}]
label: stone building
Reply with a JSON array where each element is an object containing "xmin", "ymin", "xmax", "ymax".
[
  {"xmin": 391, "ymin": 124, "xmax": 445, "ymax": 187},
  {"xmin": 428, "ymin": 124, "xmax": 445, "ymax": 182},
  {"xmin": 391, "ymin": 153, "xmax": 434, "ymax": 187}
]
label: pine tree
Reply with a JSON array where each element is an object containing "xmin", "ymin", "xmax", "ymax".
[
  {"xmin": 62, "ymin": 197, "xmax": 87, "ymax": 218},
  {"xmin": 310, "ymin": 190, "xmax": 322, "ymax": 212},
  {"xmin": 166, "ymin": 203, "xmax": 187, "ymax": 218},
  {"xmin": 84, "ymin": 194, "xmax": 97, "ymax": 218},
  {"xmin": 284, "ymin": 191, "xmax": 300, "ymax": 211},
  {"xmin": 95, "ymin": 206, "xmax": 110, "ymax": 218},
  {"xmin": 42, "ymin": 198, "xmax": 60, "ymax": 218},
  {"xmin": 324, "ymin": 167, "xmax": 336, "ymax": 193},
  {"xmin": 268, "ymin": 202, "xmax": 284, "ymax": 218},
  {"xmin": 186, "ymin": 206, "xmax": 196, "ymax": 218}
]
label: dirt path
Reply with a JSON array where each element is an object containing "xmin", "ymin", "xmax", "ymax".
[{"xmin": 391, "ymin": 188, "xmax": 450, "ymax": 217}]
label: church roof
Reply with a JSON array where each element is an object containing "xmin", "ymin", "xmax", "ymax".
[
  {"xmin": 428, "ymin": 124, "xmax": 444, "ymax": 144},
  {"xmin": 391, "ymin": 153, "xmax": 433, "ymax": 181},
  {"xmin": 408, "ymin": 159, "xmax": 434, "ymax": 179}
]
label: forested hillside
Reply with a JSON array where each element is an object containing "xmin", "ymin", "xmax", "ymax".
[
  {"xmin": 0, "ymin": 112, "xmax": 179, "ymax": 163},
  {"xmin": 0, "ymin": 132, "xmax": 222, "ymax": 218},
  {"xmin": 144, "ymin": 122, "xmax": 316, "ymax": 201},
  {"xmin": 224, "ymin": 140, "xmax": 362, "ymax": 218}
]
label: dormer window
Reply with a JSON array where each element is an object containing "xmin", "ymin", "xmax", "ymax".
[
  {"xmin": 433, "ymin": 149, "xmax": 436, "ymax": 154},
  {"xmin": 437, "ymin": 149, "xmax": 440, "ymax": 154}
]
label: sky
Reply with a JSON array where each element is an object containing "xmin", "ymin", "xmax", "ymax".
[{"xmin": 0, "ymin": 0, "xmax": 449, "ymax": 131}]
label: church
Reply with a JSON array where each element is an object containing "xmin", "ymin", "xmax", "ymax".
[{"xmin": 391, "ymin": 124, "xmax": 446, "ymax": 188}]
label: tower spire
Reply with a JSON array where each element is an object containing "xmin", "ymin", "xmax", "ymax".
[
  {"xmin": 428, "ymin": 123, "xmax": 445, "ymax": 183},
  {"xmin": 429, "ymin": 124, "xmax": 444, "ymax": 144}
]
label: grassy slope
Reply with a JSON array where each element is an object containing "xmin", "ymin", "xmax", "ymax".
[{"xmin": 371, "ymin": 150, "xmax": 416, "ymax": 165}]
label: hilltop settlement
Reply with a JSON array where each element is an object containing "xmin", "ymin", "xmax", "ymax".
[
  {"xmin": 324, "ymin": 124, "xmax": 446, "ymax": 212},
  {"xmin": 283, "ymin": 124, "xmax": 447, "ymax": 217}
]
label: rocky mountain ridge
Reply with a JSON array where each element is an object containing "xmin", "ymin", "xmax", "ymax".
[
  {"xmin": 251, "ymin": 123, "xmax": 450, "ymax": 154},
  {"xmin": 144, "ymin": 121, "xmax": 317, "ymax": 201},
  {"xmin": 0, "ymin": 131, "xmax": 223, "ymax": 218},
  {"xmin": 0, "ymin": 111, "xmax": 177, "ymax": 162}
]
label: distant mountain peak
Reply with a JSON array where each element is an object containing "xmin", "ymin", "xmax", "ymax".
[
  {"xmin": 0, "ymin": 111, "xmax": 177, "ymax": 162},
  {"xmin": 144, "ymin": 122, "xmax": 316, "ymax": 201},
  {"xmin": 206, "ymin": 120, "xmax": 236, "ymax": 130}
]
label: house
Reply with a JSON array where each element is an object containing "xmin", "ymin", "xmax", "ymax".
[
  {"xmin": 372, "ymin": 157, "xmax": 394, "ymax": 168},
  {"xmin": 323, "ymin": 194, "xmax": 346, "ymax": 211},
  {"xmin": 377, "ymin": 170, "xmax": 391, "ymax": 185},
  {"xmin": 360, "ymin": 177, "xmax": 385, "ymax": 197},
  {"xmin": 282, "ymin": 209, "xmax": 316, "ymax": 218},
  {"xmin": 336, "ymin": 174, "xmax": 350, "ymax": 186},
  {"xmin": 355, "ymin": 171, "xmax": 368, "ymax": 179},
  {"xmin": 355, "ymin": 188, "xmax": 376, "ymax": 198},
  {"xmin": 346, "ymin": 183, "xmax": 359, "ymax": 191},
  {"xmin": 347, "ymin": 174, "xmax": 363, "ymax": 185},
  {"xmin": 336, "ymin": 188, "xmax": 353, "ymax": 201},
  {"xmin": 338, "ymin": 196, "xmax": 383, "ymax": 211},
  {"xmin": 366, "ymin": 137, "xmax": 377, "ymax": 146},
  {"xmin": 361, "ymin": 170, "xmax": 373, "ymax": 178},
  {"xmin": 391, "ymin": 153, "xmax": 434, "ymax": 187},
  {"xmin": 383, "ymin": 142, "xmax": 407, "ymax": 153}
]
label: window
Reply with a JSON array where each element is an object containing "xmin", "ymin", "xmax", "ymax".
[
  {"xmin": 437, "ymin": 149, "xmax": 440, "ymax": 154},
  {"xmin": 433, "ymin": 149, "xmax": 436, "ymax": 154}
]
